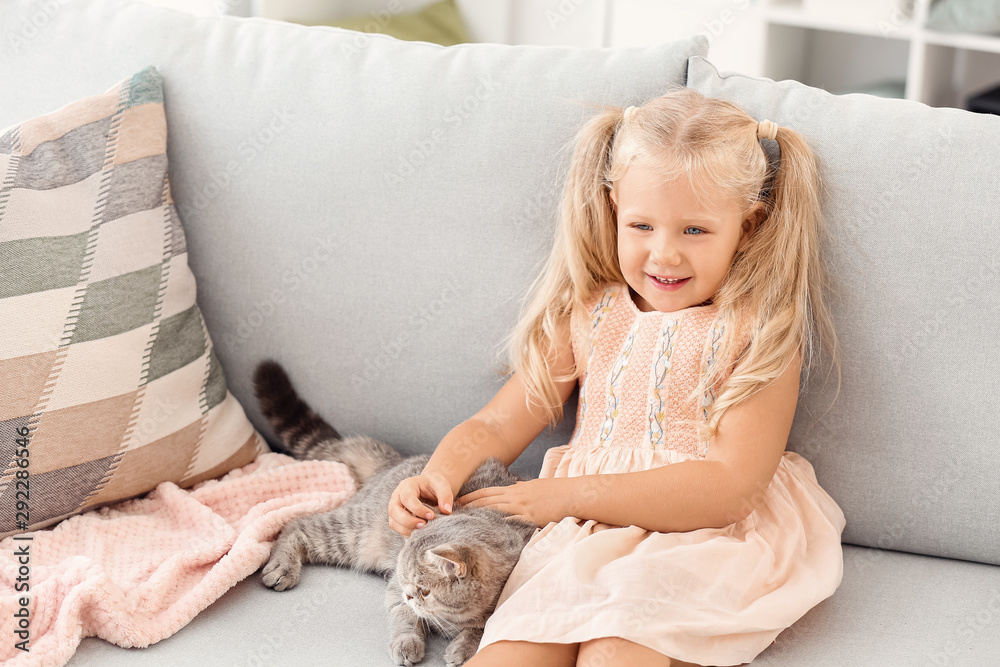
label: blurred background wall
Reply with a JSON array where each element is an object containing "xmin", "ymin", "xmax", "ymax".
[{"xmin": 126, "ymin": 0, "xmax": 1000, "ymax": 112}]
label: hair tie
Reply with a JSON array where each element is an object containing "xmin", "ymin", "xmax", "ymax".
[
  {"xmin": 623, "ymin": 105, "xmax": 638, "ymax": 121},
  {"xmin": 757, "ymin": 119, "xmax": 779, "ymax": 141}
]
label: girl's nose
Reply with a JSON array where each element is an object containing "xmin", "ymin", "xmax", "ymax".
[{"xmin": 651, "ymin": 245, "xmax": 681, "ymax": 265}]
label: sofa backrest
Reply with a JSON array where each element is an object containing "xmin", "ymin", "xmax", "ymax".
[
  {"xmin": 0, "ymin": 0, "xmax": 705, "ymax": 477},
  {"xmin": 9, "ymin": 2, "xmax": 994, "ymax": 569},
  {"xmin": 688, "ymin": 56, "xmax": 1000, "ymax": 567}
]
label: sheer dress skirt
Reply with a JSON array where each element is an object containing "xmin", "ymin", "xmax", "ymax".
[{"xmin": 478, "ymin": 447, "xmax": 846, "ymax": 667}]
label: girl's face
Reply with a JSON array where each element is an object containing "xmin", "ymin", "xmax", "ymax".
[{"xmin": 612, "ymin": 162, "xmax": 761, "ymax": 313}]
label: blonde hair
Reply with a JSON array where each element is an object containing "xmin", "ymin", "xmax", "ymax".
[{"xmin": 497, "ymin": 86, "xmax": 842, "ymax": 442}]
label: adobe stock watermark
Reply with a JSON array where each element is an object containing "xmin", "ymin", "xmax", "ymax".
[
  {"xmin": 176, "ymin": 107, "xmax": 294, "ymax": 221},
  {"xmin": 846, "ymin": 122, "xmax": 985, "ymax": 373},
  {"xmin": 925, "ymin": 587, "xmax": 1000, "ymax": 666},
  {"xmin": 382, "ymin": 76, "xmax": 501, "ymax": 188},
  {"xmin": 213, "ymin": 0, "xmax": 245, "ymax": 16},
  {"xmin": 698, "ymin": 0, "xmax": 753, "ymax": 47},
  {"xmin": 450, "ymin": 408, "xmax": 510, "ymax": 470},
  {"xmin": 512, "ymin": 181, "xmax": 560, "ymax": 230},
  {"xmin": 350, "ymin": 279, "xmax": 461, "ymax": 390},
  {"xmin": 535, "ymin": 552, "xmax": 688, "ymax": 664},
  {"xmin": 846, "ymin": 124, "xmax": 954, "ymax": 250},
  {"xmin": 824, "ymin": 113, "xmax": 956, "ymax": 339},
  {"xmin": 852, "ymin": 452, "xmax": 964, "ymax": 577},
  {"xmin": 793, "ymin": 403, "xmax": 844, "ymax": 466},
  {"xmin": 243, "ymin": 554, "xmax": 341, "ymax": 666},
  {"xmin": 884, "ymin": 252, "xmax": 999, "ymax": 372},
  {"xmin": 544, "ymin": 0, "xmax": 591, "ymax": 31},
  {"xmin": 222, "ymin": 230, "xmax": 340, "ymax": 351},
  {"xmin": 6, "ymin": 0, "xmax": 71, "ymax": 53},
  {"xmin": 878, "ymin": 0, "xmax": 931, "ymax": 38},
  {"xmin": 336, "ymin": 0, "xmax": 409, "ymax": 57},
  {"xmin": 130, "ymin": 396, "xmax": 179, "ymax": 443}
]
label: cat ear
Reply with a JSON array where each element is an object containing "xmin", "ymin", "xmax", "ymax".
[{"xmin": 427, "ymin": 545, "xmax": 467, "ymax": 579}]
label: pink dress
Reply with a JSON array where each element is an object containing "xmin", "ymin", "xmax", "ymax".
[{"xmin": 479, "ymin": 282, "xmax": 846, "ymax": 666}]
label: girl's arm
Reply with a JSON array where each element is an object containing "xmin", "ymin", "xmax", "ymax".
[
  {"xmin": 461, "ymin": 350, "xmax": 801, "ymax": 533},
  {"xmin": 388, "ymin": 317, "xmax": 578, "ymax": 536}
]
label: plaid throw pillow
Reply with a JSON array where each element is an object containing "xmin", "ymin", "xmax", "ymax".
[{"xmin": 0, "ymin": 66, "xmax": 265, "ymax": 538}]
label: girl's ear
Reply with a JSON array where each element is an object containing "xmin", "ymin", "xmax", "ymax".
[
  {"xmin": 609, "ymin": 186, "xmax": 617, "ymax": 212},
  {"xmin": 738, "ymin": 202, "xmax": 766, "ymax": 252}
]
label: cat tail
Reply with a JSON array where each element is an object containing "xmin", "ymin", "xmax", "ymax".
[{"xmin": 253, "ymin": 359, "xmax": 402, "ymax": 484}]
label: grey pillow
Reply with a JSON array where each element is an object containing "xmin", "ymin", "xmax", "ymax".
[
  {"xmin": 926, "ymin": 0, "xmax": 1000, "ymax": 33},
  {"xmin": 686, "ymin": 55, "xmax": 1000, "ymax": 567}
]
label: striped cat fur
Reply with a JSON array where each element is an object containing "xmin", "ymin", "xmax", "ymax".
[{"xmin": 253, "ymin": 361, "xmax": 536, "ymax": 667}]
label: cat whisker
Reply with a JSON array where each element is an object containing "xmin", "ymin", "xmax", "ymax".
[
  {"xmin": 430, "ymin": 614, "xmax": 463, "ymax": 638},
  {"xmin": 432, "ymin": 616, "xmax": 455, "ymax": 638},
  {"xmin": 421, "ymin": 613, "xmax": 442, "ymax": 635}
]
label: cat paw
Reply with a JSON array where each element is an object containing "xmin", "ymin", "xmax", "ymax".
[
  {"xmin": 444, "ymin": 635, "xmax": 479, "ymax": 667},
  {"xmin": 261, "ymin": 556, "xmax": 301, "ymax": 591},
  {"xmin": 389, "ymin": 632, "xmax": 425, "ymax": 666}
]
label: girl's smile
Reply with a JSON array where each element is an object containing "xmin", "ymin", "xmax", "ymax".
[{"xmin": 648, "ymin": 275, "xmax": 690, "ymax": 291}]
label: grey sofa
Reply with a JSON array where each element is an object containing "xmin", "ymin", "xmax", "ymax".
[{"xmin": 3, "ymin": 1, "xmax": 999, "ymax": 665}]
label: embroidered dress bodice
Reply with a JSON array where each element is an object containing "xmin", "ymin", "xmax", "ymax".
[{"xmin": 543, "ymin": 282, "xmax": 751, "ymax": 477}]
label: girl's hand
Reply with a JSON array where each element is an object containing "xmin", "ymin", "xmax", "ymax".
[
  {"xmin": 388, "ymin": 472, "xmax": 455, "ymax": 537},
  {"xmin": 457, "ymin": 478, "xmax": 571, "ymax": 528}
]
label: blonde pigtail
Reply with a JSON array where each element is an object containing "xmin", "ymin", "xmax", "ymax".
[
  {"xmin": 496, "ymin": 106, "xmax": 625, "ymax": 427},
  {"xmin": 769, "ymin": 126, "xmax": 843, "ymax": 412},
  {"xmin": 682, "ymin": 122, "xmax": 842, "ymax": 442}
]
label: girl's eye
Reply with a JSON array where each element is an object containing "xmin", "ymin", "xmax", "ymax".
[{"xmin": 631, "ymin": 223, "xmax": 705, "ymax": 234}]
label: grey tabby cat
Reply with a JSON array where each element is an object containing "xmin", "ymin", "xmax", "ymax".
[{"xmin": 253, "ymin": 360, "xmax": 536, "ymax": 667}]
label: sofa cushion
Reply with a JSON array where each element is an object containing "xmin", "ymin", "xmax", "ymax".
[
  {"xmin": 686, "ymin": 55, "xmax": 1000, "ymax": 566},
  {"xmin": 0, "ymin": 0, "xmax": 707, "ymax": 479},
  {"xmin": 0, "ymin": 66, "xmax": 264, "ymax": 538},
  {"xmin": 68, "ymin": 545, "xmax": 1000, "ymax": 666}
]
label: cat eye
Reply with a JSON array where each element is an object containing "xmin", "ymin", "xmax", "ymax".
[{"xmin": 419, "ymin": 587, "xmax": 431, "ymax": 598}]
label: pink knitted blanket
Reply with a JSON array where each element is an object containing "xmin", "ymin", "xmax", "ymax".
[{"xmin": 0, "ymin": 453, "xmax": 356, "ymax": 666}]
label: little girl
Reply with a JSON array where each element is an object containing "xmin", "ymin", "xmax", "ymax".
[{"xmin": 388, "ymin": 87, "xmax": 846, "ymax": 667}]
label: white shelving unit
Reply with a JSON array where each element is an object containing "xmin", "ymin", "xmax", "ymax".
[
  {"xmin": 578, "ymin": 0, "xmax": 1000, "ymax": 110},
  {"xmin": 758, "ymin": 0, "xmax": 1000, "ymax": 108}
]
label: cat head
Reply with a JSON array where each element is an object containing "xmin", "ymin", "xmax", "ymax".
[{"xmin": 394, "ymin": 510, "xmax": 533, "ymax": 635}]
